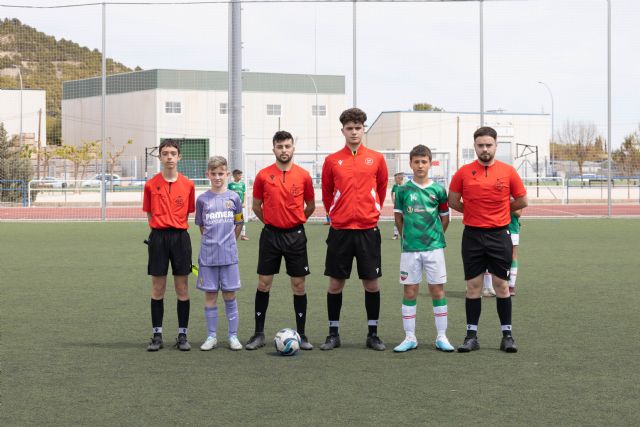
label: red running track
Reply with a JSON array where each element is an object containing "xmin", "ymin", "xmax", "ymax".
[{"xmin": 1, "ymin": 204, "xmax": 640, "ymax": 221}]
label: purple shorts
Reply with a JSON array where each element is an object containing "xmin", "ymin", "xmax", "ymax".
[{"xmin": 196, "ymin": 264, "xmax": 241, "ymax": 292}]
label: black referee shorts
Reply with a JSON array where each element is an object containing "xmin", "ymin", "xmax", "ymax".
[
  {"xmin": 461, "ymin": 225, "xmax": 513, "ymax": 281},
  {"xmin": 147, "ymin": 228, "xmax": 192, "ymax": 276},
  {"xmin": 257, "ymin": 224, "xmax": 310, "ymax": 277},
  {"xmin": 324, "ymin": 227, "xmax": 382, "ymax": 280}
]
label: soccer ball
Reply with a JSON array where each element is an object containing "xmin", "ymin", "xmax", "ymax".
[{"xmin": 274, "ymin": 328, "xmax": 301, "ymax": 356}]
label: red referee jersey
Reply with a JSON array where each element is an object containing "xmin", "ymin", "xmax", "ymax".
[
  {"xmin": 449, "ymin": 160, "xmax": 526, "ymax": 228},
  {"xmin": 322, "ymin": 144, "xmax": 388, "ymax": 229},
  {"xmin": 252, "ymin": 163, "xmax": 314, "ymax": 229},
  {"xmin": 143, "ymin": 173, "xmax": 195, "ymax": 229}
]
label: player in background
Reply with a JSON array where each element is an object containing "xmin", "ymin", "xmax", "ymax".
[
  {"xmin": 245, "ymin": 131, "xmax": 316, "ymax": 351},
  {"xmin": 448, "ymin": 127, "xmax": 527, "ymax": 353},
  {"xmin": 228, "ymin": 169, "xmax": 249, "ymax": 241},
  {"xmin": 393, "ymin": 145, "xmax": 454, "ymax": 353},
  {"xmin": 483, "ymin": 210, "xmax": 522, "ymax": 297},
  {"xmin": 391, "ymin": 172, "xmax": 405, "ymax": 240},
  {"xmin": 143, "ymin": 139, "xmax": 195, "ymax": 351},
  {"xmin": 320, "ymin": 107, "xmax": 389, "ymax": 351},
  {"xmin": 195, "ymin": 157, "xmax": 244, "ymax": 351}
]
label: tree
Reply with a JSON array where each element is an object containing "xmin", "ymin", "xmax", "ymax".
[
  {"xmin": 413, "ymin": 103, "xmax": 444, "ymax": 112},
  {"xmin": 101, "ymin": 138, "xmax": 133, "ymax": 184},
  {"xmin": 612, "ymin": 126, "xmax": 640, "ymax": 177},
  {"xmin": 554, "ymin": 120, "xmax": 604, "ymax": 177},
  {"xmin": 55, "ymin": 141, "xmax": 100, "ymax": 188},
  {"xmin": 0, "ymin": 122, "xmax": 33, "ymax": 203}
]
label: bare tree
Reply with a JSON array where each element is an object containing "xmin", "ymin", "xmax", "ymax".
[{"xmin": 556, "ymin": 120, "xmax": 601, "ymax": 177}]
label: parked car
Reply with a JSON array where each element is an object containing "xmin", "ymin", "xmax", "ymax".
[
  {"xmin": 32, "ymin": 176, "xmax": 68, "ymax": 188},
  {"xmin": 81, "ymin": 173, "xmax": 122, "ymax": 187}
]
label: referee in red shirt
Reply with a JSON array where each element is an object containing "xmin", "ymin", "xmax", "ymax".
[
  {"xmin": 143, "ymin": 140, "xmax": 196, "ymax": 351},
  {"xmin": 448, "ymin": 127, "xmax": 528, "ymax": 353},
  {"xmin": 320, "ymin": 108, "xmax": 389, "ymax": 351},
  {"xmin": 244, "ymin": 131, "xmax": 316, "ymax": 350}
]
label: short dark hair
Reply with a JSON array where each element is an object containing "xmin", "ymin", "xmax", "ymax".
[
  {"xmin": 409, "ymin": 144, "xmax": 432, "ymax": 161},
  {"xmin": 339, "ymin": 108, "xmax": 367, "ymax": 126},
  {"xmin": 159, "ymin": 139, "xmax": 181, "ymax": 154},
  {"xmin": 273, "ymin": 130, "xmax": 294, "ymax": 145},
  {"xmin": 394, "ymin": 172, "xmax": 405, "ymax": 178},
  {"xmin": 232, "ymin": 169, "xmax": 243, "ymax": 176},
  {"xmin": 473, "ymin": 126, "xmax": 497, "ymax": 141}
]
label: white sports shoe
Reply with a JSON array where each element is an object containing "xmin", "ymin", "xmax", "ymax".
[
  {"xmin": 393, "ymin": 337, "xmax": 418, "ymax": 352},
  {"xmin": 435, "ymin": 335, "xmax": 455, "ymax": 352},
  {"xmin": 200, "ymin": 335, "xmax": 217, "ymax": 351},
  {"xmin": 482, "ymin": 287, "xmax": 496, "ymax": 297},
  {"xmin": 228, "ymin": 335, "xmax": 243, "ymax": 351}
]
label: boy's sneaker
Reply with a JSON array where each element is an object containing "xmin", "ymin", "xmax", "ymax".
[
  {"xmin": 435, "ymin": 336, "xmax": 455, "ymax": 352},
  {"xmin": 319, "ymin": 335, "xmax": 341, "ymax": 351},
  {"xmin": 392, "ymin": 234, "xmax": 399, "ymax": 240},
  {"xmin": 483, "ymin": 287, "xmax": 496, "ymax": 297},
  {"xmin": 299, "ymin": 334, "xmax": 313, "ymax": 350},
  {"xmin": 175, "ymin": 335, "xmax": 191, "ymax": 351},
  {"xmin": 147, "ymin": 335, "xmax": 163, "ymax": 352},
  {"xmin": 366, "ymin": 333, "xmax": 386, "ymax": 351},
  {"xmin": 240, "ymin": 235, "xmax": 249, "ymax": 241},
  {"xmin": 457, "ymin": 336, "xmax": 480, "ymax": 353},
  {"xmin": 393, "ymin": 337, "xmax": 418, "ymax": 352},
  {"xmin": 500, "ymin": 335, "xmax": 518, "ymax": 353},
  {"xmin": 245, "ymin": 333, "xmax": 265, "ymax": 350},
  {"xmin": 200, "ymin": 335, "xmax": 217, "ymax": 351},
  {"xmin": 228, "ymin": 335, "xmax": 243, "ymax": 351}
]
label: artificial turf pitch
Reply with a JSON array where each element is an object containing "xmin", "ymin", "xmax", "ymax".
[{"xmin": 1, "ymin": 219, "xmax": 639, "ymax": 425}]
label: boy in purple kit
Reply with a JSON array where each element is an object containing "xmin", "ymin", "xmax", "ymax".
[{"xmin": 195, "ymin": 156, "xmax": 244, "ymax": 351}]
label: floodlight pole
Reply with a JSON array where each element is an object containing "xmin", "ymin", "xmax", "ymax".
[
  {"xmin": 100, "ymin": 2, "xmax": 107, "ymax": 220},
  {"xmin": 479, "ymin": 0, "xmax": 484, "ymax": 127},
  {"xmin": 353, "ymin": 0, "xmax": 357, "ymax": 107},
  {"xmin": 229, "ymin": 0, "xmax": 243, "ymax": 172},
  {"xmin": 606, "ymin": 0, "xmax": 612, "ymax": 217},
  {"xmin": 306, "ymin": 75, "xmax": 319, "ymax": 177},
  {"xmin": 13, "ymin": 65, "xmax": 23, "ymax": 146},
  {"xmin": 537, "ymin": 81, "xmax": 554, "ymax": 170}
]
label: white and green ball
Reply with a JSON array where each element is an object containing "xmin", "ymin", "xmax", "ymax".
[{"xmin": 274, "ymin": 328, "xmax": 301, "ymax": 356}]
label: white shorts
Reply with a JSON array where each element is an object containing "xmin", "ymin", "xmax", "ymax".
[
  {"xmin": 511, "ymin": 233, "xmax": 520, "ymax": 246},
  {"xmin": 399, "ymin": 249, "xmax": 447, "ymax": 285}
]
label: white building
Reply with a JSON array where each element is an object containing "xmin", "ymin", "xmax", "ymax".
[
  {"xmin": 365, "ymin": 110, "xmax": 551, "ymax": 180},
  {"xmin": 0, "ymin": 89, "xmax": 47, "ymax": 146},
  {"xmin": 62, "ymin": 69, "xmax": 346, "ymax": 179}
]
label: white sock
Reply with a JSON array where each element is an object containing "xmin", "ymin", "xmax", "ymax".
[
  {"xmin": 509, "ymin": 267, "xmax": 518, "ymax": 288},
  {"xmin": 483, "ymin": 272, "xmax": 493, "ymax": 289},
  {"xmin": 401, "ymin": 303, "xmax": 416, "ymax": 339},
  {"xmin": 433, "ymin": 303, "xmax": 448, "ymax": 337}
]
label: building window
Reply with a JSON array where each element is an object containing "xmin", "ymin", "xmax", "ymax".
[
  {"xmin": 267, "ymin": 104, "xmax": 281, "ymax": 116},
  {"xmin": 312, "ymin": 105, "xmax": 327, "ymax": 116},
  {"xmin": 165, "ymin": 101, "xmax": 181, "ymax": 114},
  {"xmin": 219, "ymin": 103, "xmax": 227, "ymax": 115},
  {"xmin": 462, "ymin": 148, "xmax": 475, "ymax": 161}
]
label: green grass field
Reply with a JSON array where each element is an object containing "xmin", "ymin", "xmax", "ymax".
[{"xmin": 2, "ymin": 219, "xmax": 639, "ymax": 425}]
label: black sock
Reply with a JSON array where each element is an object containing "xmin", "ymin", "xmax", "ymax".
[
  {"xmin": 327, "ymin": 292, "xmax": 342, "ymax": 336},
  {"xmin": 177, "ymin": 299, "xmax": 190, "ymax": 333},
  {"xmin": 496, "ymin": 296, "xmax": 513, "ymax": 336},
  {"xmin": 465, "ymin": 297, "xmax": 481, "ymax": 337},
  {"xmin": 293, "ymin": 294, "xmax": 307, "ymax": 335},
  {"xmin": 365, "ymin": 290, "xmax": 381, "ymax": 335},
  {"xmin": 254, "ymin": 290, "xmax": 270, "ymax": 334},
  {"xmin": 151, "ymin": 298, "xmax": 164, "ymax": 336}
]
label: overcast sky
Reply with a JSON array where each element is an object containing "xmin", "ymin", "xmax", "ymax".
[{"xmin": 2, "ymin": 0, "xmax": 639, "ymax": 147}]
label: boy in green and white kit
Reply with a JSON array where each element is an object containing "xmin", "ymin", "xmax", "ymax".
[
  {"xmin": 228, "ymin": 170, "xmax": 249, "ymax": 241},
  {"xmin": 391, "ymin": 172, "xmax": 404, "ymax": 240},
  {"xmin": 393, "ymin": 144, "xmax": 454, "ymax": 353}
]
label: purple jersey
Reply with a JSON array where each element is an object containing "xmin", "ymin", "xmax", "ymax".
[{"xmin": 195, "ymin": 190, "xmax": 243, "ymax": 266}]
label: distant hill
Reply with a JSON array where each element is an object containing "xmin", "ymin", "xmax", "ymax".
[{"xmin": 0, "ymin": 18, "xmax": 138, "ymax": 144}]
